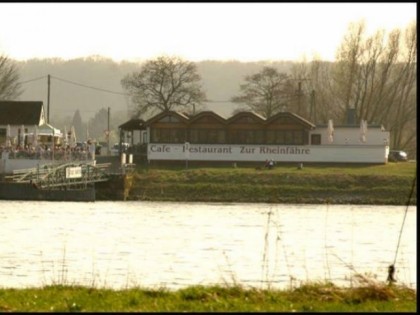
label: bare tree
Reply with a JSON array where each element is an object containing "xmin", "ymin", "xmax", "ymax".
[
  {"xmin": 0, "ymin": 54, "xmax": 22, "ymax": 100},
  {"xmin": 290, "ymin": 57, "xmax": 336, "ymax": 124},
  {"xmin": 88, "ymin": 108, "xmax": 108, "ymax": 141},
  {"xmin": 288, "ymin": 20, "xmax": 416, "ymax": 157},
  {"xmin": 289, "ymin": 58, "xmax": 310, "ymax": 118},
  {"xmin": 363, "ymin": 29, "xmax": 400, "ymax": 124},
  {"xmin": 332, "ymin": 20, "xmax": 416, "ymax": 154},
  {"xmin": 331, "ymin": 20, "xmax": 366, "ymax": 123},
  {"xmin": 231, "ymin": 67, "xmax": 294, "ymax": 118},
  {"xmin": 121, "ymin": 56, "xmax": 206, "ymax": 117},
  {"xmin": 387, "ymin": 22, "xmax": 416, "ymax": 154},
  {"xmin": 71, "ymin": 109, "xmax": 83, "ymax": 141}
]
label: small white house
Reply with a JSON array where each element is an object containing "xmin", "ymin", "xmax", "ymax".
[
  {"xmin": 0, "ymin": 101, "xmax": 66, "ymax": 174},
  {"xmin": 0, "ymin": 101, "xmax": 65, "ymax": 147},
  {"xmin": 0, "ymin": 101, "xmax": 47, "ymax": 146}
]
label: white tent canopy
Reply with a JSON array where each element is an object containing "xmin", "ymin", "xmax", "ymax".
[
  {"xmin": 19, "ymin": 124, "xmax": 25, "ymax": 147},
  {"xmin": 63, "ymin": 126, "xmax": 68, "ymax": 146},
  {"xmin": 37, "ymin": 123, "xmax": 62, "ymax": 136},
  {"xmin": 5, "ymin": 124, "xmax": 11, "ymax": 147},
  {"xmin": 33, "ymin": 124, "xmax": 39, "ymax": 147},
  {"xmin": 360, "ymin": 119, "xmax": 368, "ymax": 143},
  {"xmin": 327, "ymin": 119, "xmax": 334, "ymax": 143},
  {"xmin": 70, "ymin": 125, "xmax": 77, "ymax": 146}
]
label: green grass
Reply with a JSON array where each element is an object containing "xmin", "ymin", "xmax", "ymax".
[
  {"xmin": 0, "ymin": 282, "xmax": 415, "ymax": 312},
  {"xmin": 124, "ymin": 162, "xmax": 416, "ymax": 204},
  {"xmin": 139, "ymin": 161, "xmax": 416, "ymax": 176}
]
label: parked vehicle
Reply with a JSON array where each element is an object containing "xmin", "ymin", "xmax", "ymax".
[
  {"xmin": 75, "ymin": 141, "xmax": 86, "ymax": 149},
  {"xmin": 75, "ymin": 141, "xmax": 101, "ymax": 155},
  {"xmin": 388, "ymin": 150, "xmax": 408, "ymax": 162},
  {"xmin": 95, "ymin": 144, "xmax": 102, "ymax": 155}
]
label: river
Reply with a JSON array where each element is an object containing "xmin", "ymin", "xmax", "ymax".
[{"xmin": 0, "ymin": 201, "xmax": 416, "ymax": 290}]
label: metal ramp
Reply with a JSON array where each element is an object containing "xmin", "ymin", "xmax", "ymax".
[{"xmin": 6, "ymin": 161, "xmax": 111, "ymax": 190}]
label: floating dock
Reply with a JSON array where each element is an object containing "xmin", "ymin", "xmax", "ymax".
[{"xmin": 0, "ymin": 161, "xmax": 111, "ymax": 202}]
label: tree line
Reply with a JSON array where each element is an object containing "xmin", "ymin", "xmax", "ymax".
[{"xmin": 0, "ymin": 20, "xmax": 416, "ymax": 156}]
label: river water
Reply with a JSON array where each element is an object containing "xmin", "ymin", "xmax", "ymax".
[{"xmin": 0, "ymin": 201, "xmax": 416, "ymax": 290}]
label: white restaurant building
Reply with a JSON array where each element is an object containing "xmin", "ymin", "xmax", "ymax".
[{"xmin": 120, "ymin": 109, "xmax": 391, "ymax": 165}]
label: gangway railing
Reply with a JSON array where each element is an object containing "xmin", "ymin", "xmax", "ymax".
[{"xmin": 5, "ymin": 161, "xmax": 111, "ymax": 190}]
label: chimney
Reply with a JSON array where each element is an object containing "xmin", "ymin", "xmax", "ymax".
[{"xmin": 346, "ymin": 108, "xmax": 356, "ymax": 125}]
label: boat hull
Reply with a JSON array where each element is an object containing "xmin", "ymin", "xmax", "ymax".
[{"xmin": 0, "ymin": 182, "xmax": 95, "ymax": 202}]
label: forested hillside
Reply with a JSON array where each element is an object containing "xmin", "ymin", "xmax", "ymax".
[
  {"xmin": 15, "ymin": 57, "xmax": 295, "ymax": 144},
  {"xmin": 17, "ymin": 57, "xmax": 293, "ymax": 120},
  {"xmin": 13, "ymin": 42, "xmax": 416, "ymax": 158}
]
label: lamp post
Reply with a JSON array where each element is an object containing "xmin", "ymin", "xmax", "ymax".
[
  {"xmin": 184, "ymin": 142, "xmax": 190, "ymax": 169},
  {"xmin": 107, "ymin": 107, "xmax": 110, "ymax": 155},
  {"xmin": 52, "ymin": 128, "xmax": 55, "ymax": 163}
]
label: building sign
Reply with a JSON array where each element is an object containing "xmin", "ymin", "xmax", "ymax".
[
  {"xmin": 149, "ymin": 143, "xmax": 311, "ymax": 161},
  {"xmin": 66, "ymin": 166, "xmax": 82, "ymax": 179},
  {"xmin": 148, "ymin": 143, "xmax": 387, "ymax": 163}
]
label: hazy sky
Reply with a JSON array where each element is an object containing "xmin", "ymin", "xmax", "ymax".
[{"xmin": 0, "ymin": 3, "xmax": 416, "ymax": 62}]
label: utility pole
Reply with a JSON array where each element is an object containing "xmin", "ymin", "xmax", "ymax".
[
  {"xmin": 107, "ymin": 107, "xmax": 110, "ymax": 155},
  {"xmin": 297, "ymin": 81, "xmax": 302, "ymax": 115},
  {"xmin": 47, "ymin": 74, "xmax": 51, "ymax": 123},
  {"xmin": 310, "ymin": 89, "xmax": 316, "ymax": 125}
]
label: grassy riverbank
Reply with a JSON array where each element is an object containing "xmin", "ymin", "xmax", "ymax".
[
  {"xmin": 0, "ymin": 282, "xmax": 415, "ymax": 312},
  {"xmin": 124, "ymin": 162, "xmax": 416, "ymax": 205}
]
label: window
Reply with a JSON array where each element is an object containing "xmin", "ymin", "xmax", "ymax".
[
  {"xmin": 254, "ymin": 130, "xmax": 264, "ymax": 143},
  {"xmin": 208, "ymin": 130, "xmax": 225, "ymax": 144},
  {"xmin": 293, "ymin": 131, "xmax": 304, "ymax": 145},
  {"xmin": 151, "ymin": 128, "xmax": 185, "ymax": 143},
  {"xmin": 189, "ymin": 129, "xmax": 226, "ymax": 144},
  {"xmin": 311, "ymin": 134, "xmax": 321, "ymax": 145},
  {"xmin": 284, "ymin": 131, "xmax": 294, "ymax": 144},
  {"xmin": 189, "ymin": 129, "xmax": 199, "ymax": 143},
  {"xmin": 158, "ymin": 115, "xmax": 182, "ymax": 123},
  {"xmin": 0, "ymin": 128, "xmax": 5, "ymax": 143},
  {"xmin": 266, "ymin": 130, "xmax": 285, "ymax": 144},
  {"xmin": 266, "ymin": 130, "xmax": 274, "ymax": 144},
  {"xmin": 229, "ymin": 130, "xmax": 263, "ymax": 144}
]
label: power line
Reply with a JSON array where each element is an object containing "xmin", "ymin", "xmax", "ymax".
[
  {"xmin": 50, "ymin": 75, "xmax": 130, "ymax": 96},
  {"xmin": 205, "ymin": 100, "xmax": 232, "ymax": 103},
  {"xmin": 19, "ymin": 75, "xmax": 48, "ymax": 85},
  {"xmin": 205, "ymin": 91, "xmax": 312, "ymax": 104},
  {"xmin": 18, "ymin": 75, "xmax": 233, "ymax": 102},
  {"xmin": 19, "ymin": 76, "xmax": 310, "ymax": 104},
  {"xmin": 52, "ymin": 109, "xmax": 103, "ymax": 113}
]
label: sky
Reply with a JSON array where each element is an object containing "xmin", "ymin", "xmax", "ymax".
[{"xmin": 0, "ymin": 3, "xmax": 416, "ymax": 63}]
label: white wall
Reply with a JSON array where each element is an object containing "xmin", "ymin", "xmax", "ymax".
[
  {"xmin": 148, "ymin": 143, "xmax": 389, "ymax": 164},
  {"xmin": 311, "ymin": 127, "xmax": 390, "ymax": 146},
  {"xmin": 0, "ymin": 159, "xmax": 54, "ymax": 174},
  {"xmin": 142, "ymin": 125, "xmax": 390, "ymax": 164}
]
